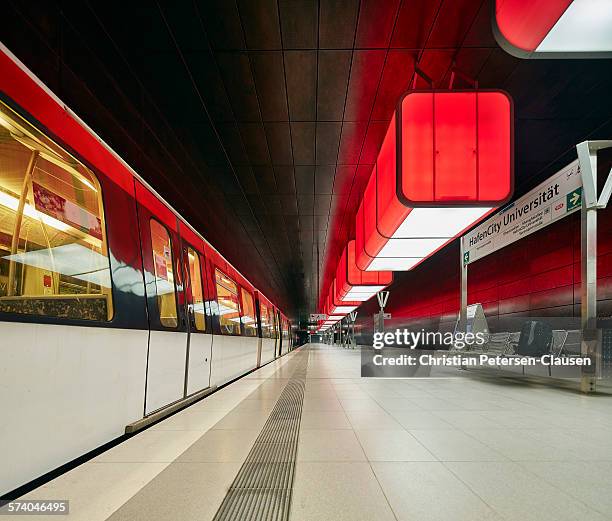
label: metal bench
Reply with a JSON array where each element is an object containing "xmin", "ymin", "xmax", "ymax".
[
  {"xmin": 484, "ymin": 332, "xmax": 512, "ymax": 355},
  {"xmin": 559, "ymin": 329, "xmax": 582, "ymax": 356}
]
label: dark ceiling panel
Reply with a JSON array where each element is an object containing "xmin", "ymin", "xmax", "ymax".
[
  {"xmin": 333, "ymin": 165, "xmax": 358, "ymax": 195},
  {"xmin": 252, "ymin": 165, "xmax": 278, "ymax": 194},
  {"xmin": 251, "ymin": 52, "xmax": 289, "ymax": 121},
  {"xmin": 295, "ymin": 165, "xmax": 315, "ymax": 194},
  {"xmin": 344, "ymin": 50, "xmax": 386, "ymax": 121},
  {"xmin": 279, "ymin": 0, "xmax": 318, "ymax": 49},
  {"xmin": 265, "ymin": 122, "xmax": 293, "ymax": 165},
  {"xmin": 360, "ymin": 121, "xmax": 389, "ymax": 164},
  {"xmin": 462, "ymin": 0, "xmax": 498, "ymax": 48},
  {"xmin": 371, "ymin": 50, "xmax": 414, "ymax": 120},
  {"xmin": 235, "ymin": 166, "xmax": 260, "ymax": 195},
  {"xmin": 427, "ymin": 0, "xmax": 484, "ymax": 48},
  {"xmin": 281, "ymin": 197, "xmax": 299, "ymax": 216},
  {"xmin": 216, "ymin": 52, "xmax": 260, "ymax": 121},
  {"xmin": 298, "ymin": 195, "xmax": 315, "ymax": 215},
  {"xmin": 291, "ymin": 122, "xmax": 316, "ymax": 165},
  {"xmin": 274, "ymin": 166, "xmax": 296, "ymax": 194},
  {"xmin": 315, "ymin": 194, "xmax": 332, "ymax": 216},
  {"xmin": 315, "ymin": 165, "xmax": 336, "ymax": 194},
  {"xmin": 355, "ymin": 0, "xmax": 401, "ymax": 48},
  {"xmin": 391, "ymin": 0, "xmax": 442, "ymax": 49},
  {"xmin": 337, "ymin": 121, "xmax": 368, "ymax": 164},
  {"xmin": 284, "ymin": 51, "xmax": 317, "ymax": 120},
  {"xmin": 317, "ymin": 50, "xmax": 352, "ymax": 120},
  {"xmin": 319, "ymin": 0, "xmax": 359, "ymax": 49},
  {"xmin": 216, "ymin": 123, "xmax": 250, "ymax": 165},
  {"xmin": 238, "ymin": 0, "xmax": 282, "ymax": 50},
  {"xmin": 315, "ymin": 122, "xmax": 342, "ymax": 165},
  {"xmin": 185, "ymin": 51, "xmax": 235, "ymax": 123},
  {"xmin": 198, "ymin": 0, "xmax": 245, "ymax": 50},
  {"xmin": 238, "ymin": 123, "xmax": 272, "ymax": 165},
  {"xmin": 477, "ymin": 48, "xmax": 519, "ymax": 87}
]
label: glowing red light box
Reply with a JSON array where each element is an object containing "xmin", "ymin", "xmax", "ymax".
[{"xmin": 356, "ymin": 90, "xmax": 513, "ymax": 271}]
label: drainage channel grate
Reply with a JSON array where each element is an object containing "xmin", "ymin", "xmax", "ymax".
[{"xmin": 212, "ymin": 353, "xmax": 309, "ymax": 521}]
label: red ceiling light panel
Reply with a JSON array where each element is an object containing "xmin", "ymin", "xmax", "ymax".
[
  {"xmin": 355, "ymin": 90, "xmax": 513, "ymax": 272},
  {"xmin": 493, "ymin": 0, "xmax": 612, "ymax": 58},
  {"xmin": 319, "ymin": 89, "xmax": 513, "ymax": 325},
  {"xmin": 336, "ymin": 240, "xmax": 393, "ymax": 302}
]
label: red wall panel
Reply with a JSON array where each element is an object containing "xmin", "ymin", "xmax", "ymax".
[{"xmin": 382, "ymin": 207, "xmax": 612, "ymax": 331}]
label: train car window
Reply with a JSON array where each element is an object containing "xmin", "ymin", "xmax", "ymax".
[
  {"xmin": 240, "ymin": 288, "xmax": 257, "ymax": 337},
  {"xmin": 259, "ymin": 302, "xmax": 271, "ymax": 338},
  {"xmin": 0, "ymin": 100, "xmax": 113, "ymax": 321},
  {"xmin": 272, "ymin": 311, "xmax": 279, "ymax": 339},
  {"xmin": 215, "ymin": 268, "xmax": 241, "ymax": 335},
  {"xmin": 150, "ymin": 220, "xmax": 178, "ymax": 328},
  {"xmin": 187, "ymin": 247, "xmax": 205, "ymax": 331}
]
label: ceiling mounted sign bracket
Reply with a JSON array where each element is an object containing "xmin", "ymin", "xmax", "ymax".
[
  {"xmin": 448, "ymin": 64, "xmax": 479, "ymax": 90},
  {"xmin": 411, "ymin": 67, "xmax": 434, "ymax": 90}
]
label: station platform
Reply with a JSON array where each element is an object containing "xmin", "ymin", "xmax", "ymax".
[{"xmin": 11, "ymin": 343, "xmax": 612, "ymax": 521}]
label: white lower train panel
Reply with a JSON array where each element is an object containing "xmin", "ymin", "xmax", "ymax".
[
  {"xmin": 260, "ymin": 338, "xmax": 276, "ymax": 365},
  {"xmin": 210, "ymin": 335, "xmax": 258, "ymax": 387},
  {"xmin": 0, "ymin": 323, "xmax": 282, "ymax": 496},
  {"xmin": 0, "ymin": 322, "xmax": 148, "ymax": 496},
  {"xmin": 145, "ymin": 330, "xmax": 188, "ymax": 414}
]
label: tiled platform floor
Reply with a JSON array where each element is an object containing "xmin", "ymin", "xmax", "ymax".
[{"xmin": 9, "ymin": 343, "xmax": 612, "ymax": 521}]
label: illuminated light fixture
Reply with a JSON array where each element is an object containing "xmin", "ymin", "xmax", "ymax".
[
  {"xmin": 355, "ymin": 90, "xmax": 513, "ymax": 271},
  {"xmin": 317, "ymin": 281, "xmax": 359, "ymax": 320},
  {"xmin": 336, "ymin": 240, "xmax": 392, "ymax": 302},
  {"xmin": 329, "ymin": 280, "xmax": 359, "ymax": 315},
  {"xmin": 493, "ymin": 0, "xmax": 612, "ymax": 58}
]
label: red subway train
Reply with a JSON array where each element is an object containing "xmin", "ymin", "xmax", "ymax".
[{"xmin": 0, "ymin": 43, "xmax": 294, "ymax": 496}]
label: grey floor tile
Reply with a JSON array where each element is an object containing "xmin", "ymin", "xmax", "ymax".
[
  {"xmin": 410, "ymin": 429, "xmax": 508, "ymax": 461},
  {"xmin": 389, "ymin": 410, "xmax": 455, "ymax": 430},
  {"xmin": 177, "ymin": 429, "xmax": 259, "ymax": 462},
  {"xmin": 106, "ymin": 462, "xmax": 241, "ymax": 521},
  {"xmin": 300, "ymin": 409, "xmax": 352, "ymax": 429},
  {"xmin": 355, "ymin": 429, "xmax": 436, "ymax": 461},
  {"xmin": 297, "ymin": 429, "xmax": 366, "ymax": 462},
  {"xmin": 345, "ymin": 409, "xmax": 403, "ymax": 430},
  {"xmin": 518, "ymin": 461, "xmax": 612, "ymax": 516},
  {"xmin": 290, "ymin": 462, "xmax": 396, "ymax": 521},
  {"xmin": 446, "ymin": 461, "xmax": 608, "ymax": 521},
  {"xmin": 372, "ymin": 462, "xmax": 503, "ymax": 521}
]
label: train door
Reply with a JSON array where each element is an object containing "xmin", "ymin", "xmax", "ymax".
[
  {"xmin": 136, "ymin": 187, "xmax": 190, "ymax": 414},
  {"xmin": 275, "ymin": 310, "xmax": 281, "ymax": 357},
  {"xmin": 180, "ymin": 243, "xmax": 212, "ymax": 395},
  {"xmin": 255, "ymin": 296, "xmax": 263, "ymax": 367}
]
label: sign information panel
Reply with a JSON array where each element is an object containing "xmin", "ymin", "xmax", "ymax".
[
  {"xmin": 309, "ymin": 314, "xmax": 327, "ymax": 321},
  {"xmin": 462, "ymin": 160, "xmax": 582, "ymax": 265}
]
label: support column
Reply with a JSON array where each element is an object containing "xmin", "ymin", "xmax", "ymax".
[
  {"xmin": 576, "ymin": 140, "xmax": 612, "ymax": 393},
  {"xmin": 459, "ymin": 238, "xmax": 468, "ymax": 332},
  {"xmin": 580, "ymin": 203, "xmax": 598, "ymax": 392}
]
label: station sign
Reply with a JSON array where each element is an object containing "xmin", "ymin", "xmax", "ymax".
[
  {"xmin": 462, "ymin": 159, "xmax": 582, "ymax": 265},
  {"xmin": 309, "ymin": 313, "xmax": 327, "ymax": 321}
]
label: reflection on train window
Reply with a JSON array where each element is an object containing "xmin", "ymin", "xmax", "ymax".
[
  {"xmin": 215, "ymin": 268, "xmax": 241, "ymax": 335},
  {"xmin": 260, "ymin": 303, "xmax": 271, "ymax": 338},
  {"xmin": 0, "ymin": 101, "xmax": 113, "ymax": 321},
  {"xmin": 187, "ymin": 247, "xmax": 205, "ymax": 332},
  {"xmin": 150, "ymin": 220, "xmax": 178, "ymax": 328},
  {"xmin": 240, "ymin": 288, "xmax": 257, "ymax": 337},
  {"xmin": 273, "ymin": 311, "xmax": 280, "ymax": 339}
]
